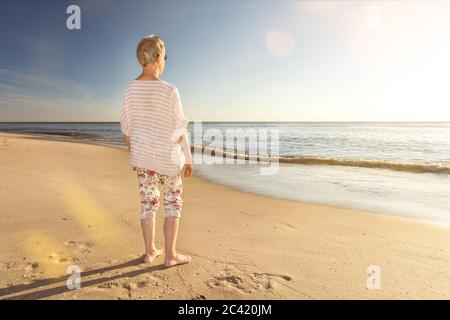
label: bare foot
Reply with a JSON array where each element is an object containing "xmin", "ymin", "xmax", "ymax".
[
  {"xmin": 142, "ymin": 248, "xmax": 163, "ymax": 263},
  {"xmin": 164, "ymin": 254, "xmax": 191, "ymax": 268}
]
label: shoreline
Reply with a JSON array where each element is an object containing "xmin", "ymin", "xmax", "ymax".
[{"xmin": 1, "ymin": 131, "xmax": 449, "ymax": 229}]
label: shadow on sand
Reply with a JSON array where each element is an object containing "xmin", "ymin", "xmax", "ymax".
[{"xmin": 0, "ymin": 257, "xmax": 166, "ymax": 300}]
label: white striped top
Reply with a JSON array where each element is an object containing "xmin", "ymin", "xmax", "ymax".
[{"xmin": 119, "ymin": 79, "xmax": 190, "ymax": 176}]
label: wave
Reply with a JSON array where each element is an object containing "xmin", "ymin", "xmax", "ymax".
[
  {"xmin": 5, "ymin": 131, "xmax": 447, "ymax": 175},
  {"xmin": 279, "ymin": 156, "xmax": 450, "ymax": 174},
  {"xmin": 191, "ymin": 145, "xmax": 450, "ymax": 174}
]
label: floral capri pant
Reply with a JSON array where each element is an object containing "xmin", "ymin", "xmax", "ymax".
[{"xmin": 133, "ymin": 166, "xmax": 183, "ymax": 219}]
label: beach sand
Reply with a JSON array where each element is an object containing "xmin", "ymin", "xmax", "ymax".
[{"xmin": 1, "ymin": 132, "xmax": 450, "ymax": 300}]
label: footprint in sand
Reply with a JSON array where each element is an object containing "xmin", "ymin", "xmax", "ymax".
[
  {"xmin": 136, "ymin": 280, "xmax": 152, "ymax": 288},
  {"xmin": 64, "ymin": 241, "xmax": 94, "ymax": 248},
  {"xmin": 0, "ymin": 261, "xmax": 19, "ymax": 271},
  {"xmin": 94, "ymin": 281, "xmax": 132, "ymax": 299},
  {"xmin": 98, "ymin": 281, "xmax": 120, "ymax": 289},
  {"xmin": 48, "ymin": 253, "xmax": 70, "ymax": 263},
  {"xmin": 98, "ymin": 279, "xmax": 152, "ymax": 291},
  {"xmin": 207, "ymin": 268, "xmax": 293, "ymax": 294},
  {"xmin": 122, "ymin": 282, "xmax": 138, "ymax": 290},
  {"xmin": 206, "ymin": 273, "xmax": 252, "ymax": 294},
  {"xmin": 251, "ymin": 272, "xmax": 292, "ymax": 290},
  {"xmin": 150, "ymin": 273, "xmax": 168, "ymax": 282},
  {"xmin": 23, "ymin": 262, "xmax": 41, "ymax": 278},
  {"xmin": 122, "ymin": 282, "xmax": 142, "ymax": 298},
  {"xmin": 96, "ymin": 279, "xmax": 162, "ymax": 299},
  {"xmin": 64, "ymin": 241, "xmax": 94, "ymax": 254},
  {"xmin": 253, "ymin": 272, "xmax": 292, "ymax": 281}
]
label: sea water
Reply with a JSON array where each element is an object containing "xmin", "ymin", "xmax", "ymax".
[{"xmin": 1, "ymin": 122, "xmax": 449, "ymax": 225}]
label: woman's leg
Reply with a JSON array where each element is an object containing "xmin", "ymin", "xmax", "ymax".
[
  {"xmin": 162, "ymin": 174, "xmax": 191, "ymax": 267},
  {"xmin": 134, "ymin": 166, "xmax": 163, "ymax": 263},
  {"xmin": 141, "ymin": 217, "xmax": 163, "ymax": 262},
  {"xmin": 163, "ymin": 218, "xmax": 191, "ymax": 267}
]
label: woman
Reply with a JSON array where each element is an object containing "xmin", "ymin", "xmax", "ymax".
[{"xmin": 120, "ymin": 35, "xmax": 193, "ymax": 268}]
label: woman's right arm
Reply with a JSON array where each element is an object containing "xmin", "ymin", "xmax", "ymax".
[
  {"xmin": 179, "ymin": 132, "xmax": 194, "ymax": 177},
  {"xmin": 172, "ymin": 85, "xmax": 193, "ymax": 176}
]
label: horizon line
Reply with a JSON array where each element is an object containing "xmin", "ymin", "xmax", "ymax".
[{"xmin": 1, "ymin": 121, "xmax": 450, "ymax": 124}]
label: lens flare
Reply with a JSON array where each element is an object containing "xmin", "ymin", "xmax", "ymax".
[{"xmin": 265, "ymin": 30, "xmax": 295, "ymax": 58}]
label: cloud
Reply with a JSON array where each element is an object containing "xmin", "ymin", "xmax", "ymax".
[
  {"xmin": 0, "ymin": 68, "xmax": 91, "ymax": 98},
  {"xmin": 0, "ymin": 67, "xmax": 119, "ymax": 120}
]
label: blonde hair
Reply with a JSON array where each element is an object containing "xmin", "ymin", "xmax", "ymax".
[{"xmin": 136, "ymin": 35, "xmax": 165, "ymax": 67}]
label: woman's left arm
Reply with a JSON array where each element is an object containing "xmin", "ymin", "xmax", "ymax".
[{"xmin": 120, "ymin": 90, "xmax": 132, "ymax": 152}]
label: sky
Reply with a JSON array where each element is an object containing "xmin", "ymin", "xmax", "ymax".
[{"xmin": 1, "ymin": 0, "xmax": 450, "ymax": 122}]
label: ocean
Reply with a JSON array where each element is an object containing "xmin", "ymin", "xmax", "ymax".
[{"xmin": 1, "ymin": 122, "xmax": 449, "ymax": 225}]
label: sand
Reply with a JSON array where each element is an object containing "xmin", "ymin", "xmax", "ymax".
[{"xmin": 1, "ymin": 132, "xmax": 450, "ymax": 300}]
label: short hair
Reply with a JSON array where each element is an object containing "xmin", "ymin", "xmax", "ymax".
[{"xmin": 136, "ymin": 35, "xmax": 165, "ymax": 67}]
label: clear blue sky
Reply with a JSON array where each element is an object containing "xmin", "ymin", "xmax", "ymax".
[{"xmin": 1, "ymin": 0, "xmax": 450, "ymax": 122}]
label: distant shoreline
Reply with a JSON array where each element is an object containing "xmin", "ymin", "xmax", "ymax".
[
  {"xmin": 1, "ymin": 130, "xmax": 450, "ymax": 229},
  {"xmin": 1, "ymin": 129, "xmax": 449, "ymax": 175}
]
